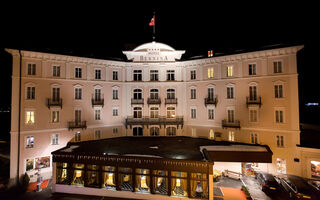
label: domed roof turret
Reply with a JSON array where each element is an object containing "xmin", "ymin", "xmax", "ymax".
[{"xmin": 132, "ymin": 41, "xmax": 175, "ymax": 52}]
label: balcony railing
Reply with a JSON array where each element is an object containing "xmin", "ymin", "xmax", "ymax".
[
  {"xmin": 246, "ymin": 96, "xmax": 262, "ymax": 107},
  {"xmin": 165, "ymin": 98, "xmax": 178, "ymax": 105},
  {"xmin": 68, "ymin": 121, "xmax": 87, "ymax": 130},
  {"xmin": 147, "ymin": 98, "xmax": 161, "ymax": 105},
  {"xmin": 125, "ymin": 116, "xmax": 183, "ymax": 129},
  {"xmin": 222, "ymin": 120, "xmax": 241, "ymax": 129},
  {"xmin": 204, "ymin": 96, "xmax": 218, "ymax": 107},
  {"xmin": 46, "ymin": 98, "xmax": 62, "ymax": 109},
  {"xmin": 131, "ymin": 98, "xmax": 144, "ymax": 105},
  {"xmin": 91, "ymin": 98, "xmax": 104, "ymax": 107}
]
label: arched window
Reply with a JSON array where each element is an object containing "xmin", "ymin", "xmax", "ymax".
[
  {"xmin": 150, "ymin": 89, "xmax": 159, "ymax": 99},
  {"xmin": 167, "ymin": 89, "xmax": 175, "ymax": 99},
  {"xmin": 133, "ymin": 107, "xmax": 142, "ymax": 118},
  {"xmin": 150, "ymin": 127, "xmax": 160, "ymax": 136},
  {"xmin": 167, "ymin": 107, "xmax": 175, "ymax": 118},
  {"xmin": 133, "ymin": 89, "xmax": 142, "ymax": 100},
  {"xmin": 150, "ymin": 107, "xmax": 159, "ymax": 118},
  {"xmin": 166, "ymin": 127, "xmax": 176, "ymax": 136}
]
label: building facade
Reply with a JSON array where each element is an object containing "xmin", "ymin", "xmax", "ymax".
[{"xmin": 6, "ymin": 42, "xmax": 306, "ymax": 185}]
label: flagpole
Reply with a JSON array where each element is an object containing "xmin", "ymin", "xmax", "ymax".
[{"xmin": 153, "ymin": 12, "xmax": 156, "ymax": 41}]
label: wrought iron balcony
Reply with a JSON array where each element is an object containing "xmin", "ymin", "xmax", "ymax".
[
  {"xmin": 222, "ymin": 120, "xmax": 241, "ymax": 129},
  {"xmin": 46, "ymin": 98, "xmax": 62, "ymax": 109},
  {"xmin": 91, "ymin": 98, "xmax": 104, "ymax": 107},
  {"xmin": 204, "ymin": 96, "xmax": 218, "ymax": 107},
  {"xmin": 147, "ymin": 98, "xmax": 161, "ymax": 105},
  {"xmin": 131, "ymin": 98, "xmax": 144, "ymax": 105},
  {"xmin": 246, "ymin": 96, "xmax": 262, "ymax": 107},
  {"xmin": 125, "ymin": 116, "xmax": 183, "ymax": 129},
  {"xmin": 165, "ymin": 98, "xmax": 178, "ymax": 105},
  {"xmin": 68, "ymin": 121, "xmax": 87, "ymax": 130}
]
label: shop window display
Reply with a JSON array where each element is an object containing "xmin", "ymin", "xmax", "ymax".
[
  {"xmin": 86, "ymin": 165, "xmax": 100, "ymax": 188},
  {"xmin": 190, "ymin": 173, "xmax": 208, "ymax": 198},
  {"xmin": 171, "ymin": 171, "xmax": 188, "ymax": 197},
  {"xmin": 153, "ymin": 170, "xmax": 168, "ymax": 195},
  {"xmin": 56, "ymin": 162, "xmax": 68, "ymax": 184},
  {"xmin": 135, "ymin": 169, "xmax": 150, "ymax": 193},
  {"xmin": 119, "ymin": 167, "xmax": 133, "ymax": 191},
  {"xmin": 71, "ymin": 163, "xmax": 85, "ymax": 186},
  {"xmin": 311, "ymin": 161, "xmax": 320, "ymax": 178},
  {"xmin": 103, "ymin": 166, "xmax": 116, "ymax": 190}
]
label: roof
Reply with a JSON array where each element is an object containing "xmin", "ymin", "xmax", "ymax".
[
  {"xmin": 52, "ymin": 136, "xmax": 272, "ymax": 163},
  {"xmin": 132, "ymin": 41, "xmax": 175, "ymax": 52}
]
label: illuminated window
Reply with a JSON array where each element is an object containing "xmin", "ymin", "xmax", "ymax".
[
  {"xmin": 103, "ymin": 166, "xmax": 116, "ymax": 190},
  {"xmin": 135, "ymin": 169, "xmax": 150, "ymax": 193},
  {"xmin": 119, "ymin": 167, "xmax": 133, "ymax": 191},
  {"xmin": 150, "ymin": 107, "xmax": 159, "ymax": 118},
  {"xmin": 311, "ymin": 161, "xmax": 320, "ymax": 178},
  {"xmin": 191, "ymin": 128, "xmax": 197, "ymax": 137},
  {"xmin": 153, "ymin": 170, "xmax": 168, "ymax": 195},
  {"xmin": 167, "ymin": 107, "xmax": 175, "ymax": 118},
  {"xmin": 191, "ymin": 173, "xmax": 208, "ymax": 198},
  {"xmin": 209, "ymin": 129, "xmax": 214, "ymax": 139},
  {"xmin": 226, "ymin": 66, "xmax": 233, "ymax": 77},
  {"xmin": 71, "ymin": 163, "xmax": 85, "ymax": 186},
  {"xmin": 87, "ymin": 165, "xmax": 100, "ymax": 188},
  {"xmin": 26, "ymin": 136, "xmax": 34, "ymax": 148},
  {"xmin": 276, "ymin": 158, "xmax": 286, "ymax": 173},
  {"xmin": 207, "ymin": 68, "xmax": 214, "ymax": 79},
  {"xmin": 52, "ymin": 110, "xmax": 60, "ymax": 123},
  {"xmin": 249, "ymin": 109, "xmax": 258, "ymax": 122},
  {"xmin": 25, "ymin": 111, "xmax": 35, "ymax": 124},
  {"xmin": 171, "ymin": 171, "xmax": 188, "ymax": 197},
  {"xmin": 228, "ymin": 131, "xmax": 235, "ymax": 141},
  {"xmin": 75, "ymin": 131, "xmax": 81, "ymax": 142},
  {"xmin": 56, "ymin": 163, "xmax": 68, "ymax": 184}
]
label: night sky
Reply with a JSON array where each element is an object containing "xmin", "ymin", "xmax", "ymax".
[{"xmin": 0, "ymin": 3, "xmax": 319, "ymax": 124}]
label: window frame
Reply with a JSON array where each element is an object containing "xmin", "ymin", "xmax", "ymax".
[{"xmin": 74, "ymin": 67, "xmax": 82, "ymax": 78}]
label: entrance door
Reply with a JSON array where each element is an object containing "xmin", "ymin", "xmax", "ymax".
[{"xmin": 133, "ymin": 127, "xmax": 143, "ymax": 136}]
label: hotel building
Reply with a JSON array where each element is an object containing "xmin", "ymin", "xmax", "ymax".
[{"xmin": 7, "ymin": 42, "xmax": 316, "ymax": 199}]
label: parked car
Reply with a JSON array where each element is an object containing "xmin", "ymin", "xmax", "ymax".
[
  {"xmin": 255, "ymin": 172, "xmax": 279, "ymax": 193},
  {"xmin": 277, "ymin": 174, "xmax": 320, "ymax": 200}
]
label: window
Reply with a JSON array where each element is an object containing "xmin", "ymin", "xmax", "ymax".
[
  {"xmin": 75, "ymin": 67, "xmax": 82, "ymax": 78},
  {"xmin": 51, "ymin": 133, "xmax": 59, "ymax": 145},
  {"xmin": 227, "ymin": 109, "xmax": 235, "ymax": 123},
  {"xmin": 150, "ymin": 127, "xmax": 160, "ymax": 136},
  {"xmin": 249, "ymin": 86, "xmax": 257, "ymax": 100},
  {"xmin": 273, "ymin": 61, "xmax": 282, "ymax": 73},
  {"xmin": 276, "ymin": 135, "xmax": 284, "ymax": 147},
  {"xmin": 112, "ymin": 89, "xmax": 118, "ymax": 100},
  {"xmin": 250, "ymin": 133, "xmax": 258, "ymax": 144},
  {"xmin": 103, "ymin": 166, "xmax": 116, "ymax": 190},
  {"xmin": 26, "ymin": 136, "xmax": 34, "ymax": 148},
  {"xmin": 190, "ymin": 70, "xmax": 196, "ymax": 80},
  {"xmin": 166, "ymin": 127, "xmax": 176, "ymax": 136},
  {"xmin": 226, "ymin": 65, "xmax": 233, "ymax": 77},
  {"xmin": 171, "ymin": 171, "xmax": 187, "ymax": 197},
  {"xmin": 249, "ymin": 109, "xmax": 258, "ymax": 122},
  {"xmin": 52, "ymin": 87, "xmax": 60, "ymax": 101},
  {"xmin": 167, "ymin": 107, "xmax": 175, "ymax": 118},
  {"xmin": 150, "ymin": 89, "xmax": 159, "ymax": 99},
  {"xmin": 208, "ymin": 68, "xmax": 214, "ymax": 79},
  {"xmin": 119, "ymin": 167, "xmax": 133, "ymax": 191},
  {"xmin": 274, "ymin": 84, "xmax": 283, "ymax": 98},
  {"xmin": 26, "ymin": 86, "xmax": 35, "ymax": 100},
  {"xmin": 190, "ymin": 88, "xmax": 196, "ymax": 99},
  {"xmin": 27, "ymin": 63, "xmax": 36, "ymax": 75},
  {"xmin": 75, "ymin": 131, "xmax": 81, "ymax": 142},
  {"xmin": 153, "ymin": 170, "xmax": 168, "ymax": 195},
  {"xmin": 208, "ymin": 87, "xmax": 214, "ymax": 99},
  {"xmin": 150, "ymin": 70, "xmax": 158, "ymax": 81},
  {"xmin": 276, "ymin": 158, "xmax": 286, "ymax": 173},
  {"xmin": 25, "ymin": 111, "xmax": 35, "ymax": 124},
  {"xmin": 87, "ymin": 164, "xmax": 100, "ymax": 188},
  {"xmin": 249, "ymin": 64, "xmax": 256, "ymax": 75},
  {"xmin": 191, "ymin": 128, "xmax": 197, "ymax": 137},
  {"xmin": 94, "ymin": 88, "xmax": 102, "ymax": 101},
  {"xmin": 228, "ymin": 131, "xmax": 235, "ymax": 141},
  {"xmin": 133, "ymin": 70, "xmax": 142, "ymax": 81},
  {"xmin": 166, "ymin": 70, "xmax": 175, "ymax": 81},
  {"xmin": 112, "ymin": 107, "xmax": 118, "ymax": 116},
  {"xmin": 190, "ymin": 173, "xmax": 208, "ymax": 198},
  {"xmin": 227, "ymin": 86, "xmax": 234, "ymax": 99},
  {"xmin": 71, "ymin": 163, "xmax": 85, "ymax": 186},
  {"xmin": 112, "ymin": 128, "xmax": 118, "ymax": 134},
  {"xmin": 133, "ymin": 89, "xmax": 142, "ymax": 99},
  {"xmin": 95, "ymin": 130, "xmax": 101, "ymax": 140},
  {"xmin": 52, "ymin": 65, "xmax": 60, "ymax": 77},
  {"xmin": 95, "ymin": 109, "xmax": 101, "ymax": 120},
  {"xmin": 167, "ymin": 89, "xmax": 175, "ymax": 99},
  {"xmin": 112, "ymin": 71, "xmax": 118, "ymax": 80},
  {"xmin": 150, "ymin": 107, "xmax": 159, "ymax": 118},
  {"xmin": 75, "ymin": 110, "xmax": 81, "ymax": 123},
  {"xmin": 135, "ymin": 169, "xmax": 151, "ymax": 193},
  {"xmin": 208, "ymin": 108, "xmax": 214, "ymax": 120},
  {"xmin": 133, "ymin": 107, "xmax": 142, "ymax": 118},
  {"xmin": 209, "ymin": 129, "xmax": 214, "ymax": 139},
  {"xmin": 52, "ymin": 110, "xmax": 60, "ymax": 123},
  {"xmin": 74, "ymin": 88, "xmax": 82, "ymax": 100},
  {"xmin": 56, "ymin": 162, "xmax": 68, "ymax": 184},
  {"xmin": 275, "ymin": 110, "xmax": 284, "ymax": 123},
  {"xmin": 191, "ymin": 108, "xmax": 197, "ymax": 119},
  {"xmin": 95, "ymin": 69, "xmax": 101, "ymax": 80}
]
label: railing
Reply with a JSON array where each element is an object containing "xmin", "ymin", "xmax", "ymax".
[
  {"xmin": 46, "ymin": 98, "xmax": 62, "ymax": 109},
  {"xmin": 68, "ymin": 121, "xmax": 87, "ymax": 130},
  {"xmin": 222, "ymin": 120, "xmax": 241, "ymax": 129},
  {"xmin": 131, "ymin": 98, "xmax": 144, "ymax": 105},
  {"xmin": 246, "ymin": 96, "xmax": 262, "ymax": 107},
  {"xmin": 147, "ymin": 98, "xmax": 161, "ymax": 105},
  {"xmin": 91, "ymin": 98, "xmax": 104, "ymax": 107},
  {"xmin": 204, "ymin": 96, "xmax": 218, "ymax": 107},
  {"xmin": 165, "ymin": 98, "xmax": 178, "ymax": 105},
  {"xmin": 125, "ymin": 116, "xmax": 183, "ymax": 129},
  {"xmin": 223, "ymin": 170, "xmax": 242, "ymax": 180}
]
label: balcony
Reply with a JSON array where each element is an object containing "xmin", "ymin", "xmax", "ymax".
[
  {"xmin": 125, "ymin": 116, "xmax": 183, "ymax": 129},
  {"xmin": 204, "ymin": 96, "xmax": 218, "ymax": 107},
  {"xmin": 165, "ymin": 98, "xmax": 178, "ymax": 105},
  {"xmin": 222, "ymin": 120, "xmax": 241, "ymax": 129},
  {"xmin": 91, "ymin": 98, "xmax": 104, "ymax": 107},
  {"xmin": 246, "ymin": 96, "xmax": 262, "ymax": 107},
  {"xmin": 131, "ymin": 98, "xmax": 144, "ymax": 105},
  {"xmin": 46, "ymin": 98, "xmax": 62, "ymax": 109},
  {"xmin": 147, "ymin": 98, "xmax": 161, "ymax": 105},
  {"xmin": 68, "ymin": 121, "xmax": 87, "ymax": 130}
]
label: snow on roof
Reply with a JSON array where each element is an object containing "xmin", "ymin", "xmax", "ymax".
[
  {"xmin": 132, "ymin": 41, "xmax": 175, "ymax": 52},
  {"xmin": 200, "ymin": 145, "xmax": 268, "ymax": 152}
]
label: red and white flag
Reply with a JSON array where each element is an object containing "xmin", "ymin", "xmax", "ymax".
[{"xmin": 149, "ymin": 15, "xmax": 155, "ymax": 26}]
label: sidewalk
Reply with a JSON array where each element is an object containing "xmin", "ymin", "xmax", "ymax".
[{"xmin": 241, "ymin": 176, "xmax": 271, "ymax": 200}]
